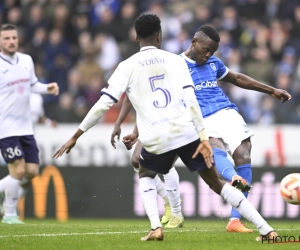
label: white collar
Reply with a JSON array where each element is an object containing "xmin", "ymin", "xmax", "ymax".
[
  {"xmin": 180, "ymin": 52, "xmax": 196, "ymax": 64},
  {"xmin": 140, "ymin": 46, "xmax": 157, "ymax": 52},
  {"xmin": 0, "ymin": 52, "xmax": 18, "ymax": 65}
]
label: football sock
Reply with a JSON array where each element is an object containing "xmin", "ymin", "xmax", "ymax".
[
  {"xmin": 213, "ymin": 148, "xmax": 237, "ymax": 182},
  {"xmin": 0, "ymin": 175, "xmax": 9, "ymax": 193},
  {"xmin": 231, "ymin": 164, "xmax": 252, "ymax": 219},
  {"xmin": 4, "ymin": 175, "xmax": 20, "ymax": 217},
  {"xmin": 139, "ymin": 177, "xmax": 162, "ymax": 229},
  {"xmin": 153, "ymin": 175, "xmax": 169, "ymax": 204},
  {"xmin": 163, "ymin": 167, "xmax": 182, "ymax": 217},
  {"xmin": 221, "ymin": 183, "xmax": 273, "ymax": 235},
  {"xmin": 18, "ymin": 178, "xmax": 30, "ymax": 198}
]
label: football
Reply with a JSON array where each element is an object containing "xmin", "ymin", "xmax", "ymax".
[{"xmin": 280, "ymin": 173, "xmax": 300, "ymax": 205}]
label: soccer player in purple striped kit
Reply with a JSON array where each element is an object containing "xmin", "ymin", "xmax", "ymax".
[{"xmin": 0, "ymin": 24, "xmax": 59, "ymax": 224}]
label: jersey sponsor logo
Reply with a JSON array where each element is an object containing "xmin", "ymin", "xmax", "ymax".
[
  {"xmin": 194, "ymin": 80, "xmax": 218, "ymax": 90},
  {"xmin": 210, "ymin": 63, "xmax": 216, "ymax": 71},
  {"xmin": 7, "ymin": 78, "xmax": 30, "ymax": 86},
  {"xmin": 18, "ymin": 165, "xmax": 68, "ymax": 222}
]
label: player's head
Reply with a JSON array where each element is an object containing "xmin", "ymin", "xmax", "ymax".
[
  {"xmin": 190, "ymin": 25, "xmax": 220, "ymax": 65},
  {"xmin": 134, "ymin": 13, "xmax": 162, "ymax": 49},
  {"xmin": 0, "ymin": 24, "xmax": 19, "ymax": 55}
]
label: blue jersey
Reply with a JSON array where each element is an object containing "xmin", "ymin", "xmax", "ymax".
[{"xmin": 181, "ymin": 53, "xmax": 238, "ymax": 118}]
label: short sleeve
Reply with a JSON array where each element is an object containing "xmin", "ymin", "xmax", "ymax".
[
  {"xmin": 107, "ymin": 61, "xmax": 131, "ymax": 100},
  {"xmin": 216, "ymin": 58, "xmax": 229, "ymax": 80}
]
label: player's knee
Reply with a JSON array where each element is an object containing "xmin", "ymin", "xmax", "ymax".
[
  {"xmin": 25, "ymin": 168, "xmax": 39, "ymax": 180},
  {"xmin": 138, "ymin": 167, "xmax": 156, "ymax": 179}
]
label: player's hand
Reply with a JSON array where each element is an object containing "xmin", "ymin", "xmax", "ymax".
[
  {"xmin": 111, "ymin": 124, "xmax": 121, "ymax": 149},
  {"xmin": 192, "ymin": 140, "xmax": 214, "ymax": 168},
  {"xmin": 47, "ymin": 82, "xmax": 59, "ymax": 96},
  {"xmin": 52, "ymin": 137, "xmax": 77, "ymax": 159},
  {"xmin": 271, "ymin": 89, "xmax": 292, "ymax": 103},
  {"xmin": 122, "ymin": 133, "xmax": 138, "ymax": 150}
]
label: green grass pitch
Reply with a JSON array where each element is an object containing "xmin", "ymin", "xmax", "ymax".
[{"xmin": 1, "ymin": 219, "xmax": 300, "ymax": 250}]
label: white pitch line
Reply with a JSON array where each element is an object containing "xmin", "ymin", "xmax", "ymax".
[
  {"xmin": 0, "ymin": 229, "xmax": 209, "ymax": 238},
  {"xmin": 0, "ymin": 228, "xmax": 299, "ymax": 238}
]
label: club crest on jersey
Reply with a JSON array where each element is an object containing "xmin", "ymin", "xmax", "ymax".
[
  {"xmin": 23, "ymin": 63, "xmax": 29, "ymax": 71},
  {"xmin": 210, "ymin": 63, "xmax": 216, "ymax": 71}
]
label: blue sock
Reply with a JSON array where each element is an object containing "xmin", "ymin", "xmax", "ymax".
[
  {"xmin": 231, "ymin": 164, "xmax": 252, "ymax": 219},
  {"xmin": 213, "ymin": 148, "xmax": 237, "ymax": 182}
]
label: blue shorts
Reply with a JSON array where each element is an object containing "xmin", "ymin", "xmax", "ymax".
[
  {"xmin": 0, "ymin": 135, "xmax": 39, "ymax": 164},
  {"xmin": 140, "ymin": 139, "xmax": 208, "ymax": 174}
]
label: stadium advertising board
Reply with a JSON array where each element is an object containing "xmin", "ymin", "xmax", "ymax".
[{"xmin": 1, "ymin": 166, "xmax": 299, "ymax": 220}]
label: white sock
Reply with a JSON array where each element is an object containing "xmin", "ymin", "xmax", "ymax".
[
  {"xmin": 153, "ymin": 175, "xmax": 168, "ymax": 204},
  {"xmin": 18, "ymin": 178, "xmax": 30, "ymax": 198},
  {"xmin": 139, "ymin": 177, "xmax": 162, "ymax": 229},
  {"xmin": 221, "ymin": 183, "xmax": 274, "ymax": 235},
  {"xmin": 4, "ymin": 175, "xmax": 20, "ymax": 218},
  {"xmin": 163, "ymin": 167, "xmax": 182, "ymax": 217},
  {"xmin": 0, "ymin": 175, "xmax": 10, "ymax": 193}
]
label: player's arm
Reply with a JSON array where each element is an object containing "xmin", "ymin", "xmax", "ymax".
[
  {"xmin": 52, "ymin": 86, "xmax": 121, "ymax": 158},
  {"xmin": 53, "ymin": 61, "xmax": 130, "ymax": 158},
  {"xmin": 222, "ymin": 70, "xmax": 291, "ymax": 103},
  {"xmin": 31, "ymin": 82, "xmax": 59, "ymax": 95},
  {"xmin": 122, "ymin": 124, "xmax": 139, "ymax": 150},
  {"xmin": 111, "ymin": 95, "xmax": 133, "ymax": 148}
]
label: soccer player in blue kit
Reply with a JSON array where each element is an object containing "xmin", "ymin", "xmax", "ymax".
[{"xmin": 180, "ymin": 25, "xmax": 291, "ymax": 232}]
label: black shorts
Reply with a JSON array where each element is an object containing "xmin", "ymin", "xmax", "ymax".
[
  {"xmin": 0, "ymin": 135, "xmax": 39, "ymax": 164},
  {"xmin": 140, "ymin": 139, "xmax": 208, "ymax": 174}
]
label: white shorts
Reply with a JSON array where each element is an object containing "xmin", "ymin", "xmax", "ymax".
[{"xmin": 203, "ymin": 108, "xmax": 254, "ymax": 154}]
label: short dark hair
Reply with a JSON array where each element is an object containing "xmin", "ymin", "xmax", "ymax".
[
  {"xmin": 0, "ymin": 24, "xmax": 17, "ymax": 32},
  {"xmin": 134, "ymin": 13, "xmax": 161, "ymax": 39},
  {"xmin": 196, "ymin": 25, "xmax": 220, "ymax": 43}
]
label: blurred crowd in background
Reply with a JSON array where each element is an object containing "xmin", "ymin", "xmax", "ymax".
[{"xmin": 1, "ymin": 0, "xmax": 300, "ymax": 124}]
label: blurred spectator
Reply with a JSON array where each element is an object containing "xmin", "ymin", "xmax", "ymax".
[
  {"xmin": 49, "ymin": 93, "xmax": 82, "ymax": 123},
  {"xmin": 25, "ymin": 4, "xmax": 48, "ymax": 41},
  {"xmin": 244, "ymin": 46, "xmax": 275, "ymax": 84},
  {"xmin": 75, "ymin": 46, "xmax": 104, "ymax": 86},
  {"xmin": 94, "ymin": 32, "xmax": 120, "ymax": 78}
]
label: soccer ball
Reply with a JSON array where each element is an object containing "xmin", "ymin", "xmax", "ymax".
[{"xmin": 280, "ymin": 173, "xmax": 300, "ymax": 205}]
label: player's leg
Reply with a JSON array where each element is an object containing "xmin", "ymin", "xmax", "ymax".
[
  {"xmin": 132, "ymin": 140, "xmax": 179, "ymax": 226},
  {"xmin": 198, "ymin": 167, "xmax": 276, "ymax": 239},
  {"xmin": 3, "ymin": 159, "xmax": 26, "ymax": 224},
  {"xmin": 19, "ymin": 135, "xmax": 40, "ymax": 199},
  {"xmin": 210, "ymin": 137, "xmax": 251, "ymax": 191},
  {"xmin": 138, "ymin": 147, "xmax": 177, "ymax": 241},
  {"xmin": 0, "ymin": 136, "xmax": 25, "ymax": 224},
  {"xmin": 179, "ymin": 139, "xmax": 276, "ymax": 240},
  {"xmin": 163, "ymin": 162, "xmax": 184, "ymax": 228},
  {"xmin": 227, "ymin": 137, "xmax": 253, "ymax": 232}
]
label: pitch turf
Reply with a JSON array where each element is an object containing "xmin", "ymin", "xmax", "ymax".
[{"xmin": 0, "ymin": 219, "xmax": 300, "ymax": 250}]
